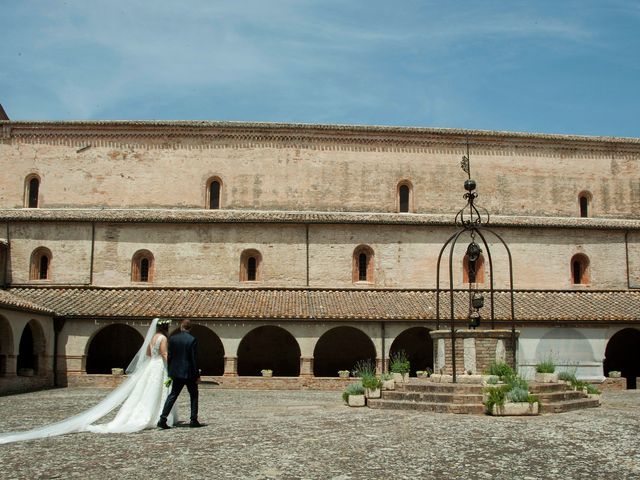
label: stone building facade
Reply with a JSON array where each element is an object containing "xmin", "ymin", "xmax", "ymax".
[{"xmin": 1, "ymin": 119, "xmax": 639, "ymax": 394}]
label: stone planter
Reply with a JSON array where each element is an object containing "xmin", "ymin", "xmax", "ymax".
[
  {"xmin": 365, "ymin": 387, "xmax": 381, "ymax": 399},
  {"xmin": 391, "ymin": 372, "xmax": 408, "ymax": 384},
  {"xmin": 588, "ymin": 394, "xmax": 601, "ymax": 404},
  {"xmin": 338, "ymin": 371, "xmax": 350, "ymax": 379},
  {"xmin": 111, "ymin": 368, "xmax": 124, "ymax": 376},
  {"xmin": 381, "ymin": 379, "xmax": 395, "ymax": 391},
  {"xmin": 458, "ymin": 374, "xmax": 483, "ymax": 384},
  {"xmin": 535, "ymin": 372, "xmax": 558, "ymax": 383},
  {"xmin": 492, "ymin": 402, "xmax": 539, "ymax": 416},
  {"xmin": 608, "ymin": 371, "xmax": 622, "ymax": 378},
  {"xmin": 416, "ymin": 371, "xmax": 431, "ymax": 379},
  {"xmin": 430, "ymin": 374, "xmax": 453, "ymax": 383},
  {"xmin": 261, "ymin": 370, "xmax": 273, "ymax": 377},
  {"xmin": 348, "ymin": 394, "xmax": 366, "ymax": 407}
]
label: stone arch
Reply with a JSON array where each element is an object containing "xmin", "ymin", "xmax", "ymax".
[
  {"xmin": 0, "ymin": 315, "xmax": 13, "ymax": 376},
  {"xmin": 24, "ymin": 173, "xmax": 41, "ymax": 208},
  {"xmin": 352, "ymin": 245, "xmax": 374, "ymax": 284},
  {"xmin": 189, "ymin": 324, "xmax": 225, "ymax": 376},
  {"xmin": 86, "ymin": 324, "xmax": 144, "ymax": 374},
  {"xmin": 30, "ymin": 246, "xmax": 52, "ymax": 280},
  {"xmin": 313, "ymin": 326, "xmax": 376, "ymax": 377},
  {"xmin": 536, "ymin": 328, "xmax": 595, "ymax": 370},
  {"xmin": 397, "ymin": 179, "xmax": 413, "ymax": 213},
  {"xmin": 604, "ymin": 328, "xmax": 640, "ymax": 389},
  {"xmin": 17, "ymin": 319, "xmax": 46, "ymax": 375},
  {"xmin": 571, "ymin": 253, "xmax": 590, "ymax": 285},
  {"xmin": 389, "ymin": 327, "xmax": 433, "ymax": 377},
  {"xmin": 237, "ymin": 326, "xmax": 300, "ymax": 376},
  {"xmin": 206, "ymin": 176, "xmax": 223, "ymax": 209}
]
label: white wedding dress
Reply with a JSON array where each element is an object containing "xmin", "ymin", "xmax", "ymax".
[{"xmin": 0, "ymin": 318, "xmax": 176, "ymax": 444}]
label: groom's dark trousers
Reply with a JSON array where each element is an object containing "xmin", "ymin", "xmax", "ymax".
[{"xmin": 160, "ymin": 330, "xmax": 199, "ymax": 422}]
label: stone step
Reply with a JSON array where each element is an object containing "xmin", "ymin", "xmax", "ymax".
[
  {"xmin": 536, "ymin": 391, "xmax": 587, "ymax": 402},
  {"xmin": 539, "ymin": 397, "xmax": 600, "ymax": 413},
  {"xmin": 367, "ymin": 399, "xmax": 485, "ymax": 415},
  {"xmin": 382, "ymin": 391, "xmax": 484, "ymax": 404},
  {"xmin": 404, "ymin": 382, "xmax": 484, "ymax": 394},
  {"xmin": 530, "ymin": 383, "xmax": 573, "ymax": 393}
]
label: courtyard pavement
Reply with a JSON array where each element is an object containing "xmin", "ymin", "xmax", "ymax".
[{"xmin": 0, "ymin": 387, "xmax": 639, "ymax": 480}]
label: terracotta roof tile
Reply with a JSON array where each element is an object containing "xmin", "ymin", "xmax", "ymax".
[
  {"xmin": 0, "ymin": 289, "xmax": 56, "ymax": 315},
  {"xmin": 5, "ymin": 287, "xmax": 640, "ymax": 323}
]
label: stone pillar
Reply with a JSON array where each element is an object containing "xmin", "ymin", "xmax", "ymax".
[
  {"xmin": 463, "ymin": 337, "xmax": 476, "ymax": 374},
  {"xmin": 5, "ymin": 354, "xmax": 16, "ymax": 376},
  {"xmin": 223, "ymin": 356, "xmax": 237, "ymax": 377},
  {"xmin": 376, "ymin": 358, "xmax": 384, "ymax": 374},
  {"xmin": 299, "ymin": 357, "xmax": 313, "ymax": 376}
]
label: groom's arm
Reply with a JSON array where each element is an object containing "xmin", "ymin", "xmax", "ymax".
[{"xmin": 191, "ymin": 337, "xmax": 199, "ymax": 380}]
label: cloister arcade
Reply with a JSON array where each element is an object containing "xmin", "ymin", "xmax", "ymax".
[{"xmin": 1, "ymin": 311, "xmax": 640, "ymax": 391}]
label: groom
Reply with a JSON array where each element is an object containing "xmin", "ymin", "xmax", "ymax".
[{"xmin": 158, "ymin": 319, "xmax": 202, "ymax": 429}]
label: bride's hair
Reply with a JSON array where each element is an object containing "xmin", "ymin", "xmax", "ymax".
[{"xmin": 156, "ymin": 322, "xmax": 169, "ymax": 334}]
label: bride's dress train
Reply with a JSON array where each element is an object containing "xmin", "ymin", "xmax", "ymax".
[
  {"xmin": 87, "ymin": 336, "xmax": 175, "ymax": 433},
  {"xmin": 0, "ymin": 318, "xmax": 176, "ymax": 444}
]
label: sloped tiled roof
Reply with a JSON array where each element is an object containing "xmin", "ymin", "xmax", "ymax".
[
  {"xmin": 0, "ymin": 289, "xmax": 56, "ymax": 315},
  {"xmin": 4, "ymin": 287, "xmax": 640, "ymax": 323}
]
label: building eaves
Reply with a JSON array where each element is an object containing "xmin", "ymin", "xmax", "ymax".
[
  {"xmin": 2, "ymin": 119, "xmax": 639, "ymax": 150},
  {"xmin": 1, "ymin": 208, "xmax": 639, "ymax": 230}
]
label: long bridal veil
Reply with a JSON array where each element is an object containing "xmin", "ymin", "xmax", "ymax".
[{"xmin": 0, "ymin": 318, "xmax": 160, "ymax": 444}]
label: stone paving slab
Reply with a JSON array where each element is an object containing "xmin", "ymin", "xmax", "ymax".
[{"xmin": 0, "ymin": 388, "xmax": 639, "ymax": 479}]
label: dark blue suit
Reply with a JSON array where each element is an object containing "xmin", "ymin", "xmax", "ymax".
[{"xmin": 160, "ymin": 331, "xmax": 199, "ymax": 423}]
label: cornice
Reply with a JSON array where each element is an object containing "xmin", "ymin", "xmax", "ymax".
[
  {"xmin": 2, "ymin": 120, "xmax": 639, "ymax": 153},
  {"xmin": 0, "ymin": 208, "xmax": 638, "ymax": 230}
]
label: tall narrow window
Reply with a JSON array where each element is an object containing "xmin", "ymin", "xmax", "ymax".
[
  {"xmin": 29, "ymin": 247, "xmax": 52, "ymax": 280},
  {"xmin": 207, "ymin": 177, "xmax": 223, "ymax": 209},
  {"xmin": 240, "ymin": 249, "xmax": 262, "ymax": 282},
  {"xmin": 358, "ymin": 253, "xmax": 367, "ymax": 281},
  {"xmin": 25, "ymin": 175, "xmax": 40, "ymax": 208},
  {"xmin": 578, "ymin": 191, "xmax": 591, "ymax": 218},
  {"xmin": 140, "ymin": 258, "xmax": 150, "ymax": 282},
  {"xmin": 571, "ymin": 254, "xmax": 589, "ymax": 285},
  {"xmin": 352, "ymin": 245, "xmax": 374, "ymax": 283},
  {"xmin": 132, "ymin": 250, "xmax": 155, "ymax": 283},
  {"xmin": 397, "ymin": 180, "xmax": 413, "ymax": 213},
  {"xmin": 247, "ymin": 257, "xmax": 257, "ymax": 281}
]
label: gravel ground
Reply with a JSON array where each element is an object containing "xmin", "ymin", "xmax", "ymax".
[{"xmin": 0, "ymin": 387, "xmax": 639, "ymax": 479}]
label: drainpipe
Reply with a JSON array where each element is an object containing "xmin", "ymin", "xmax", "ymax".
[
  {"xmin": 625, "ymin": 230, "xmax": 630, "ymax": 289},
  {"xmin": 89, "ymin": 222, "xmax": 95, "ymax": 285},
  {"xmin": 305, "ymin": 224, "xmax": 310, "ymax": 287}
]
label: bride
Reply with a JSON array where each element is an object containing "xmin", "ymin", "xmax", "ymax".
[{"xmin": 0, "ymin": 318, "xmax": 176, "ymax": 444}]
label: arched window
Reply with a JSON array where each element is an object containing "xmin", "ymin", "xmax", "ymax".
[
  {"xmin": 571, "ymin": 254, "xmax": 589, "ymax": 285},
  {"xmin": 352, "ymin": 245, "xmax": 374, "ymax": 283},
  {"xmin": 240, "ymin": 249, "xmax": 262, "ymax": 282},
  {"xmin": 25, "ymin": 175, "xmax": 40, "ymax": 208},
  {"xmin": 463, "ymin": 253, "xmax": 485, "ymax": 284},
  {"xmin": 207, "ymin": 177, "xmax": 222, "ymax": 210},
  {"xmin": 132, "ymin": 250, "xmax": 155, "ymax": 282},
  {"xmin": 29, "ymin": 247, "xmax": 51, "ymax": 280},
  {"xmin": 578, "ymin": 192, "xmax": 591, "ymax": 218},
  {"xmin": 397, "ymin": 180, "xmax": 413, "ymax": 213}
]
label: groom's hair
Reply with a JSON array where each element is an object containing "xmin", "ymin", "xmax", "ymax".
[{"xmin": 181, "ymin": 319, "xmax": 192, "ymax": 331}]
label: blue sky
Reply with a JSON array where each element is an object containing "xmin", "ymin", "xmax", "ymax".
[{"xmin": 1, "ymin": 0, "xmax": 639, "ymax": 137}]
